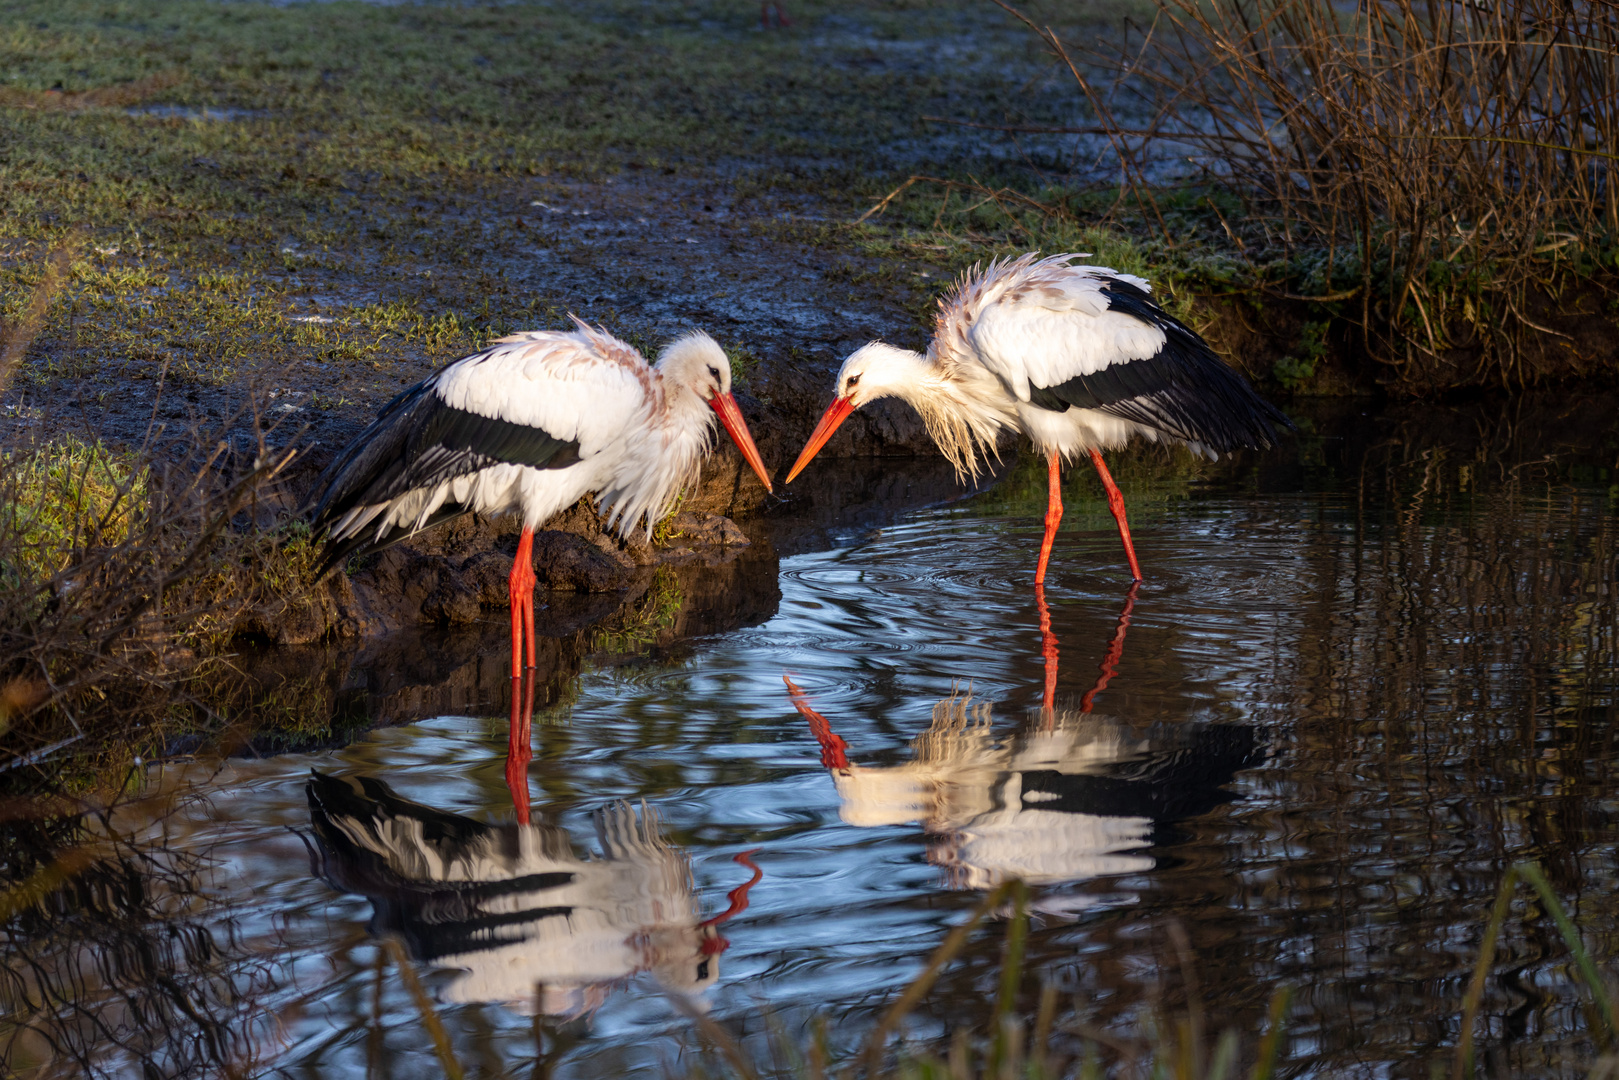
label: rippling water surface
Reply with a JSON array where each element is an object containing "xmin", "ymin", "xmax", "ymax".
[{"xmin": 8, "ymin": 401, "xmax": 1618, "ymax": 1078}]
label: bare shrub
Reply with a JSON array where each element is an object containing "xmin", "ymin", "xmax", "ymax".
[
  {"xmin": 0, "ymin": 241, "xmax": 319, "ymax": 783},
  {"xmin": 997, "ymin": 0, "xmax": 1617, "ymax": 387}
]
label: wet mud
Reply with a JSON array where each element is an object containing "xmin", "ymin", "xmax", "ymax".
[
  {"xmin": 34, "ymin": 169, "xmax": 951, "ymax": 484},
  {"xmin": 21, "ymin": 166, "xmax": 975, "ymax": 662},
  {"xmin": 216, "ymin": 452, "xmax": 989, "ymax": 754}
]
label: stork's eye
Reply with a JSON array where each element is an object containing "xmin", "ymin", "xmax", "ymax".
[
  {"xmin": 708, "ymin": 365, "xmax": 722, "ymax": 382},
  {"xmin": 846, "ymin": 373, "xmax": 861, "ymax": 388}
]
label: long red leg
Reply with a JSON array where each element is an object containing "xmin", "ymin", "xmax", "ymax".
[
  {"xmin": 1079, "ymin": 582, "xmax": 1139, "ymax": 713},
  {"xmin": 509, "ymin": 579, "xmax": 522, "ymax": 680},
  {"xmin": 1088, "ymin": 449, "xmax": 1142, "ymax": 582},
  {"xmin": 1034, "ymin": 451, "xmax": 1063, "ymax": 585},
  {"xmin": 509, "ymin": 527, "xmax": 537, "ymax": 675},
  {"xmin": 523, "ymin": 577, "xmax": 537, "ymax": 671},
  {"xmin": 1036, "ymin": 583, "xmax": 1059, "ymax": 729},
  {"xmin": 506, "ymin": 671, "xmax": 535, "ymax": 819}
]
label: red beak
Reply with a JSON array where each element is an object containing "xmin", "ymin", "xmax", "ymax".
[
  {"xmin": 784, "ymin": 396, "xmax": 854, "ymax": 484},
  {"xmin": 708, "ymin": 391, "xmax": 773, "ymax": 493},
  {"xmin": 783, "ymin": 674, "xmax": 850, "ymax": 770}
]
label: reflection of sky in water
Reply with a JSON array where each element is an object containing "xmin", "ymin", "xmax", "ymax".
[{"xmin": 93, "ymin": 468, "xmax": 1619, "ymax": 1077}]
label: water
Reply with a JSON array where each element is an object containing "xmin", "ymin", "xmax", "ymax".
[{"xmin": 5, "ymin": 399, "xmax": 1617, "ymax": 1078}]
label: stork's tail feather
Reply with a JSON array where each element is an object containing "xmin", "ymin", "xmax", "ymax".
[
  {"xmin": 304, "ymin": 382, "xmax": 436, "ymax": 524},
  {"xmin": 1094, "ymin": 279, "xmax": 1296, "ymax": 453},
  {"xmin": 314, "ymin": 501, "xmax": 473, "ymax": 577}
]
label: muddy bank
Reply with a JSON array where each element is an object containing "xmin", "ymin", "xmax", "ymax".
[
  {"xmin": 214, "ymin": 523, "xmax": 781, "ymax": 756},
  {"xmin": 1195, "ymin": 274, "xmax": 1619, "ymax": 398},
  {"xmin": 236, "ymin": 500, "xmax": 762, "ymax": 647},
  {"xmin": 213, "ymin": 452, "xmax": 991, "ymax": 751}
]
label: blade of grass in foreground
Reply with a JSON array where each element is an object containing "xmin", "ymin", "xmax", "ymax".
[
  {"xmin": 859, "ymin": 879, "xmax": 1022, "ymax": 1077},
  {"xmin": 1515, "ymin": 864, "xmax": 1619, "ymax": 1045},
  {"xmin": 989, "ymin": 881, "xmax": 1031, "ymax": 1076},
  {"xmin": 1250, "ymin": 987, "xmax": 1292, "ymax": 1080},
  {"xmin": 1454, "ymin": 862, "xmax": 1617, "ymax": 1079},
  {"xmin": 382, "ymin": 936, "xmax": 466, "ymax": 1080}
]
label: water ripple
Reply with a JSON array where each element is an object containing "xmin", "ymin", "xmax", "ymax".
[{"xmin": 35, "ymin": 469, "xmax": 1614, "ymax": 1078}]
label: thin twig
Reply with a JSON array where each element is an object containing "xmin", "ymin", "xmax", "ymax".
[{"xmin": 0, "ymin": 233, "xmax": 83, "ymax": 392}]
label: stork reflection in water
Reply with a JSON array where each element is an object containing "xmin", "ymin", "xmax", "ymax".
[
  {"xmin": 305, "ymin": 770, "xmax": 762, "ymax": 1016},
  {"xmin": 786, "ymin": 588, "xmax": 1258, "ymax": 910}
]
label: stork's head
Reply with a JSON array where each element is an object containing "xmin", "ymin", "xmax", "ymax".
[
  {"xmin": 786, "ymin": 342, "xmax": 927, "ymax": 484},
  {"xmin": 657, "ymin": 331, "xmax": 772, "ymax": 493},
  {"xmin": 657, "ymin": 330, "xmax": 734, "ymax": 402},
  {"xmin": 834, "ymin": 342, "xmax": 925, "ymax": 409}
]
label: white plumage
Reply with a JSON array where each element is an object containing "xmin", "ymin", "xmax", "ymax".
[
  {"xmin": 965, "ymin": 270, "xmax": 1164, "ymax": 390},
  {"xmin": 309, "ymin": 320, "xmax": 772, "ymax": 673},
  {"xmin": 432, "ymin": 333, "xmax": 648, "ymax": 441},
  {"xmin": 785, "ymin": 252, "xmax": 1292, "ymax": 584},
  {"xmin": 307, "ymin": 779, "xmax": 761, "ymax": 1013},
  {"xmin": 786, "ymin": 681, "xmax": 1257, "ymax": 913}
]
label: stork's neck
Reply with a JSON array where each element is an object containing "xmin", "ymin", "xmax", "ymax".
[
  {"xmin": 591, "ymin": 373, "xmax": 714, "ymax": 538},
  {"xmin": 863, "ymin": 344, "xmax": 1011, "ymax": 481},
  {"xmin": 657, "ymin": 377, "xmax": 723, "ymax": 461}
]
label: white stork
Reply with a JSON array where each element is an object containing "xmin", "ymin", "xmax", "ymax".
[
  {"xmin": 784, "ymin": 252, "xmax": 1292, "ymax": 584},
  {"xmin": 308, "ymin": 319, "xmax": 773, "ymax": 674}
]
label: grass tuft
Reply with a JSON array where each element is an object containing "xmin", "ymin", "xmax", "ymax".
[{"xmin": 0, "ymin": 437, "xmax": 148, "ymax": 591}]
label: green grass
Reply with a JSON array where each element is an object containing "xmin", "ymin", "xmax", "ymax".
[
  {"xmin": 0, "ymin": 0, "xmax": 1160, "ymax": 395},
  {"xmin": 0, "ymin": 0, "xmax": 1077, "ymax": 170},
  {"xmin": 0, "ymin": 436, "xmax": 147, "ymax": 590}
]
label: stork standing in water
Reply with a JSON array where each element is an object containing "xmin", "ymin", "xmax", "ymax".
[
  {"xmin": 785, "ymin": 253, "xmax": 1292, "ymax": 584},
  {"xmin": 308, "ymin": 320, "xmax": 773, "ymax": 674}
]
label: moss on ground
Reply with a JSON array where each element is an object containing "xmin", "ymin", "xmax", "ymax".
[
  {"xmin": 0, "ymin": 0, "xmax": 1141, "ymax": 398},
  {"xmin": 0, "ymin": 436, "xmax": 148, "ymax": 590}
]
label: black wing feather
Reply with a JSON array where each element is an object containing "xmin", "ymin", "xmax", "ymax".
[
  {"xmin": 307, "ymin": 369, "xmax": 582, "ymax": 539},
  {"xmin": 1027, "ymin": 279, "xmax": 1294, "ymax": 452}
]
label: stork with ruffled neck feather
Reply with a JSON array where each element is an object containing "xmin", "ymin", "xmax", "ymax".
[
  {"xmin": 785, "ymin": 252, "xmax": 1292, "ymax": 584},
  {"xmin": 309, "ymin": 321, "xmax": 772, "ymax": 674}
]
